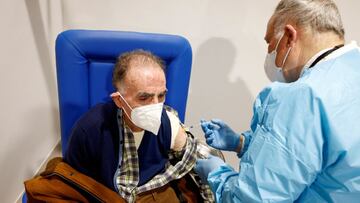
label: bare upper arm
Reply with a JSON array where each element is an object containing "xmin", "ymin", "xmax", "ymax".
[{"xmin": 172, "ymin": 126, "xmax": 187, "ymax": 151}]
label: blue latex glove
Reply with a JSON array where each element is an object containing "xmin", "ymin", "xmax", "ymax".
[
  {"xmin": 200, "ymin": 119, "xmax": 241, "ymax": 151},
  {"xmin": 194, "ymin": 154, "xmax": 226, "ymax": 184}
]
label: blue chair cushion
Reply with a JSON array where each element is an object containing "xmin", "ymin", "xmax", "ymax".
[{"xmin": 55, "ymin": 30, "xmax": 192, "ymax": 156}]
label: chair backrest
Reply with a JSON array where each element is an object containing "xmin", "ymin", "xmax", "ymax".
[{"xmin": 55, "ymin": 30, "xmax": 192, "ymax": 156}]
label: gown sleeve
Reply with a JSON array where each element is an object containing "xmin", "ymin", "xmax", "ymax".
[{"xmin": 208, "ymin": 83, "xmax": 324, "ymax": 202}]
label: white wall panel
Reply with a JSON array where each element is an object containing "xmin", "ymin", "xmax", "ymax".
[{"xmin": 1, "ymin": 0, "xmax": 359, "ymax": 202}]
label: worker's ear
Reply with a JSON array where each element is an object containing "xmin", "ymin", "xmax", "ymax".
[
  {"xmin": 110, "ymin": 92, "xmax": 123, "ymax": 109},
  {"xmin": 284, "ymin": 24, "xmax": 298, "ymax": 48}
]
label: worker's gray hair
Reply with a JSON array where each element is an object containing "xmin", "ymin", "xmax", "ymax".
[{"xmin": 273, "ymin": 0, "xmax": 344, "ymax": 39}]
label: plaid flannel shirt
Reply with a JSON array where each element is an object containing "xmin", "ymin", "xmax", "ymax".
[{"xmin": 116, "ymin": 108, "xmax": 214, "ymax": 203}]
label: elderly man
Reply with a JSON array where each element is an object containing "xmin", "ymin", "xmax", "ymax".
[
  {"xmin": 65, "ymin": 50, "xmax": 214, "ymax": 202},
  {"xmin": 195, "ymin": 0, "xmax": 360, "ymax": 202}
]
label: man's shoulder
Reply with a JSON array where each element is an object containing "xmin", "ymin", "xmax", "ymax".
[
  {"xmin": 87, "ymin": 101, "xmax": 117, "ymax": 116},
  {"xmin": 76, "ymin": 101, "xmax": 118, "ymax": 129},
  {"xmin": 257, "ymin": 82, "xmax": 316, "ymax": 105}
]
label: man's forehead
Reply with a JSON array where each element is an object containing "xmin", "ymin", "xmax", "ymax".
[
  {"xmin": 127, "ymin": 63, "xmax": 163, "ymax": 77},
  {"xmin": 119, "ymin": 66, "xmax": 166, "ymax": 94},
  {"xmin": 118, "ymin": 83, "xmax": 166, "ymax": 96},
  {"xmin": 265, "ymin": 16, "xmax": 276, "ymax": 42}
]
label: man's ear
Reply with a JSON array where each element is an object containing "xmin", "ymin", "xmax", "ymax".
[
  {"xmin": 284, "ymin": 24, "xmax": 297, "ymax": 47},
  {"xmin": 110, "ymin": 92, "xmax": 123, "ymax": 108}
]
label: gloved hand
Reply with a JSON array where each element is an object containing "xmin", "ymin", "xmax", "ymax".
[
  {"xmin": 194, "ymin": 154, "xmax": 226, "ymax": 184},
  {"xmin": 200, "ymin": 119, "xmax": 241, "ymax": 151}
]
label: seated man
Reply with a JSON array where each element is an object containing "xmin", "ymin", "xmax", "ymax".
[{"xmin": 64, "ymin": 50, "xmax": 214, "ymax": 202}]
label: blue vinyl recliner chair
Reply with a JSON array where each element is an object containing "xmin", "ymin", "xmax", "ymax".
[
  {"xmin": 56, "ymin": 29, "xmax": 192, "ymax": 156},
  {"xmin": 23, "ymin": 29, "xmax": 192, "ymax": 202}
]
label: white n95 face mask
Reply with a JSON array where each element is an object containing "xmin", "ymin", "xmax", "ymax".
[
  {"xmin": 118, "ymin": 93, "xmax": 163, "ymax": 135},
  {"xmin": 130, "ymin": 103, "xmax": 163, "ymax": 135},
  {"xmin": 264, "ymin": 33, "xmax": 292, "ymax": 82}
]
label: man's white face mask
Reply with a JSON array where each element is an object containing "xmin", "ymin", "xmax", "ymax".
[
  {"xmin": 119, "ymin": 93, "xmax": 163, "ymax": 135},
  {"xmin": 264, "ymin": 33, "xmax": 292, "ymax": 82}
]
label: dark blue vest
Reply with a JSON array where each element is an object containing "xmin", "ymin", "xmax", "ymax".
[
  {"xmin": 64, "ymin": 101, "xmax": 172, "ymax": 191},
  {"xmin": 137, "ymin": 109, "xmax": 171, "ymax": 185}
]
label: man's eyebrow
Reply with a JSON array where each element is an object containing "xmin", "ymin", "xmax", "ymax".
[
  {"xmin": 137, "ymin": 89, "xmax": 168, "ymax": 97},
  {"xmin": 137, "ymin": 92, "xmax": 155, "ymax": 97}
]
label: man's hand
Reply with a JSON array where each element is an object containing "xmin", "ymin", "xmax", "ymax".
[
  {"xmin": 201, "ymin": 119, "xmax": 241, "ymax": 152},
  {"xmin": 194, "ymin": 155, "xmax": 226, "ymax": 184}
]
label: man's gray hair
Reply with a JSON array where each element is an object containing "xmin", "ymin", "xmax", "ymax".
[
  {"xmin": 273, "ymin": 0, "xmax": 344, "ymax": 39},
  {"xmin": 112, "ymin": 49, "xmax": 165, "ymax": 88}
]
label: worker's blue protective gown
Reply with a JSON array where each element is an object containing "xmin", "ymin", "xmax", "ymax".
[{"xmin": 208, "ymin": 42, "xmax": 360, "ymax": 202}]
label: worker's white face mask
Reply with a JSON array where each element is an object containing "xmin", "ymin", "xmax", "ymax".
[
  {"xmin": 119, "ymin": 93, "xmax": 163, "ymax": 135},
  {"xmin": 264, "ymin": 33, "xmax": 292, "ymax": 82}
]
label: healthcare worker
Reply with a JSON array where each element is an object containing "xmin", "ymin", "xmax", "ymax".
[{"xmin": 194, "ymin": 0, "xmax": 360, "ymax": 202}]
